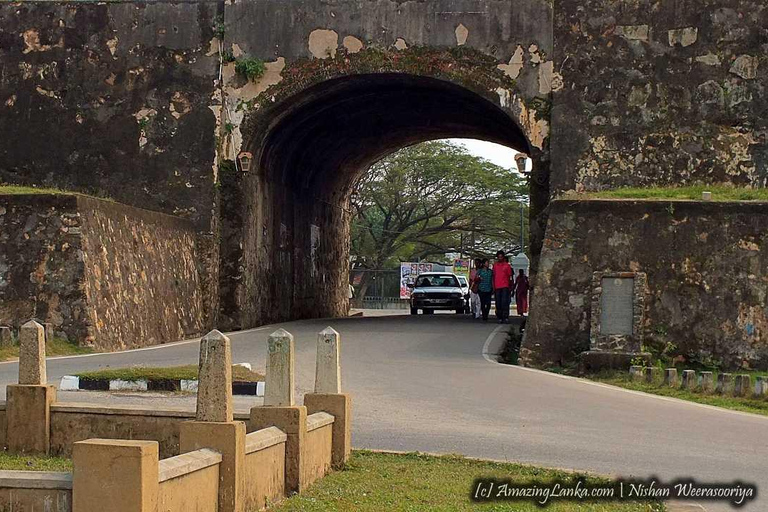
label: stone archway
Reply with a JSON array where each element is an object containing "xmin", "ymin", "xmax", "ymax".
[{"xmin": 218, "ymin": 50, "xmax": 546, "ymax": 330}]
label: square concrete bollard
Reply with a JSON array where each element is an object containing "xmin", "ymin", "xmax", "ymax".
[
  {"xmin": 250, "ymin": 405, "xmax": 307, "ymax": 494},
  {"xmin": 700, "ymin": 371, "xmax": 714, "ymax": 393},
  {"xmin": 196, "ymin": 329, "xmax": 233, "ymax": 422},
  {"xmin": 180, "ymin": 421, "xmax": 246, "ymax": 512},
  {"xmin": 716, "ymin": 373, "xmax": 733, "ymax": 394},
  {"xmin": 44, "ymin": 323, "xmax": 54, "ymax": 343},
  {"xmin": 19, "ymin": 320, "xmax": 46, "ymax": 385},
  {"xmin": 755, "ymin": 377, "xmax": 767, "ymax": 397},
  {"xmin": 644, "ymin": 367, "xmax": 659, "ymax": 383},
  {"xmin": 73, "ymin": 439, "xmax": 159, "ymax": 512},
  {"xmin": 315, "ymin": 327, "xmax": 342, "ymax": 394},
  {"xmin": 0, "ymin": 326, "xmax": 12, "ymax": 348},
  {"xmin": 734, "ymin": 374, "xmax": 751, "ymax": 397},
  {"xmin": 681, "ymin": 370, "xmax": 697, "ymax": 390},
  {"xmin": 663, "ymin": 368, "xmax": 678, "ymax": 387},
  {"xmin": 629, "ymin": 365, "xmax": 643, "ymax": 382},
  {"xmin": 6, "ymin": 384, "xmax": 56, "ymax": 454},
  {"xmin": 265, "ymin": 329, "xmax": 295, "ymax": 406},
  {"xmin": 304, "ymin": 393, "xmax": 351, "ymax": 468}
]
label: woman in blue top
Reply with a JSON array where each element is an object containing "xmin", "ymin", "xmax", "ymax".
[{"xmin": 476, "ymin": 259, "xmax": 494, "ymax": 321}]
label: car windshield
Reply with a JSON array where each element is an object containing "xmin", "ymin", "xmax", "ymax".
[{"xmin": 416, "ymin": 274, "xmax": 459, "ymax": 288}]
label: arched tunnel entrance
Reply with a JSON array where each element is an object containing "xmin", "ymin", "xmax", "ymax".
[{"xmin": 219, "ymin": 73, "xmax": 537, "ymax": 330}]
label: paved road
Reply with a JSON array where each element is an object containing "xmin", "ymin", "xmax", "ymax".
[{"xmin": 1, "ymin": 313, "xmax": 765, "ymax": 511}]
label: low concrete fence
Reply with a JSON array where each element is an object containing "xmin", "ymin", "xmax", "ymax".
[
  {"xmin": 0, "ymin": 470, "xmax": 72, "ymax": 512},
  {"xmin": 0, "ymin": 325, "xmax": 351, "ymax": 512},
  {"xmin": 629, "ymin": 366, "xmax": 768, "ymax": 398}
]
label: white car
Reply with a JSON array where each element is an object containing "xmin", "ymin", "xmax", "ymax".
[{"xmin": 409, "ymin": 272, "xmax": 466, "ymax": 315}]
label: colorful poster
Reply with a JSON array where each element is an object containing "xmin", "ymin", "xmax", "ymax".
[
  {"xmin": 400, "ymin": 262, "xmax": 433, "ymax": 298},
  {"xmin": 453, "ymin": 259, "xmax": 470, "ymax": 277}
]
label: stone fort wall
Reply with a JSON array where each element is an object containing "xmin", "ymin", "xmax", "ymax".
[
  {"xmin": 524, "ymin": 199, "xmax": 768, "ymax": 370},
  {"xmin": 0, "ymin": 194, "xmax": 205, "ymax": 350}
]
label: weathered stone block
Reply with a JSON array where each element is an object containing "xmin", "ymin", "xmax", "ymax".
[
  {"xmin": 6, "ymin": 384, "xmax": 56, "ymax": 455},
  {"xmin": 629, "ymin": 365, "xmax": 643, "ymax": 382},
  {"xmin": 755, "ymin": 377, "xmax": 767, "ymax": 397},
  {"xmin": 577, "ymin": 351, "xmax": 651, "ymax": 373},
  {"xmin": 0, "ymin": 326, "xmax": 12, "ymax": 347},
  {"xmin": 196, "ymin": 329, "xmax": 233, "ymax": 422},
  {"xmin": 733, "ymin": 374, "xmax": 751, "ymax": 397},
  {"xmin": 681, "ymin": 370, "xmax": 697, "ymax": 390},
  {"xmin": 699, "ymin": 371, "xmax": 714, "ymax": 393},
  {"xmin": 73, "ymin": 439, "xmax": 159, "ymax": 512},
  {"xmin": 19, "ymin": 320, "xmax": 46, "ymax": 385},
  {"xmin": 44, "ymin": 323, "xmax": 54, "ymax": 342},
  {"xmin": 644, "ymin": 367, "xmax": 659, "ymax": 383},
  {"xmin": 180, "ymin": 421, "xmax": 246, "ymax": 512},
  {"xmin": 663, "ymin": 368, "xmax": 678, "ymax": 387},
  {"xmin": 265, "ymin": 329, "xmax": 295, "ymax": 406},
  {"xmin": 716, "ymin": 373, "xmax": 733, "ymax": 394},
  {"xmin": 315, "ymin": 327, "xmax": 342, "ymax": 394}
]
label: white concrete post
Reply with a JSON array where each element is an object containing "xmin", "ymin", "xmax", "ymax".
[
  {"xmin": 315, "ymin": 327, "xmax": 341, "ymax": 394},
  {"xmin": 0, "ymin": 326, "xmax": 12, "ymax": 348},
  {"xmin": 264, "ymin": 329, "xmax": 295, "ymax": 406},
  {"xmin": 19, "ymin": 320, "xmax": 46, "ymax": 385},
  {"xmin": 196, "ymin": 329, "xmax": 233, "ymax": 422}
]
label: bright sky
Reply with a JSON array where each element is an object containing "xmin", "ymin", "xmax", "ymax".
[{"xmin": 447, "ymin": 138, "xmax": 524, "ymax": 174}]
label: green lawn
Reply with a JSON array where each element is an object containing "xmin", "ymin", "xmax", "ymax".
[
  {"xmin": 0, "ymin": 184, "xmax": 113, "ymax": 201},
  {"xmin": 592, "ymin": 371, "xmax": 768, "ymax": 416},
  {"xmin": 0, "ymin": 337, "xmax": 92, "ymax": 362},
  {"xmin": 76, "ymin": 364, "xmax": 263, "ymax": 382},
  {"xmin": 563, "ymin": 185, "xmax": 768, "ymax": 202},
  {"xmin": 0, "ymin": 452, "xmax": 72, "ymax": 472},
  {"xmin": 270, "ymin": 451, "xmax": 663, "ymax": 511}
]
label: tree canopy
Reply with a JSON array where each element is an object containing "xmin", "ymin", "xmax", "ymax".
[{"xmin": 350, "ymin": 140, "xmax": 528, "ymax": 271}]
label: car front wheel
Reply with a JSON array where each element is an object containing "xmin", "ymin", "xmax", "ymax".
[
  {"xmin": 423, "ymin": 309, "xmax": 434, "ymax": 315},
  {"xmin": 410, "ymin": 307, "xmax": 418, "ymax": 315}
]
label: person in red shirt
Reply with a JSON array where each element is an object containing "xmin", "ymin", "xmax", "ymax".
[
  {"xmin": 492, "ymin": 250, "xmax": 513, "ymax": 323},
  {"xmin": 514, "ymin": 269, "xmax": 530, "ymax": 316}
]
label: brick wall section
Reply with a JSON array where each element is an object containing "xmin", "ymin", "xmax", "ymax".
[
  {"xmin": 523, "ymin": 199, "xmax": 768, "ymax": 369},
  {"xmin": 0, "ymin": 194, "xmax": 205, "ymax": 350}
]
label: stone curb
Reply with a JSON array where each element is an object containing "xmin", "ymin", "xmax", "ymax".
[{"xmin": 59, "ymin": 375, "xmax": 264, "ymax": 396}]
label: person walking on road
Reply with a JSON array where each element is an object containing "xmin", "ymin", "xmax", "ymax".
[
  {"xmin": 514, "ymin": 269, "xmax": 530, "ymax": 316},
  {"xmin": 469, "ymin": 258, "xmax": 482, "ymax": 319},
  {"xmin": 492, "ymin": 250, "xmax": 512, "ymax": 323},
  {"xmin": 476, "ymin": 259, "xmax": 494, "ymax": 321}
]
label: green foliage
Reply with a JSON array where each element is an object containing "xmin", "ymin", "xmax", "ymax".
[
  {"xmin": 0, "ymin": 336, "xmax": 91, "ymax": 362},
  {"xmin": 350, "ymin": 140, "xmax": 528, "ymax": 273},
  {"xmin": 272, "ymin": 450, "xmax": 661, "ymax": 511},
  {"xmin": 0, "ymin": 453, "xmax": 72, "ymax": 472},
  {"xmin": 575, "ymin": 185, "xmax": 768, "ymax": 202},
  {"xmin": 499, "ymin": 327, "xmax": 523, "ymax": 365},
  {"xmin": 235, "ymin": 58, "xmax": 266, "ymax": 82},
  {"xmin": 213, "ymin": 15, "xmax": 226, "ymax": 39},
  {"xmin": 222, "ymin": 49, "xmax": 236, "ymax": 63}
]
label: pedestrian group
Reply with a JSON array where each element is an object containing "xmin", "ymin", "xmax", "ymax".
[{"xmin": 468, "ymin": 251, "xmax": 529, "ymax": 323}]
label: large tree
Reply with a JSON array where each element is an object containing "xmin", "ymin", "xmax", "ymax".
[{"xmin": 350, "ymin": 140, "xmax": 528, "ymax": 297}]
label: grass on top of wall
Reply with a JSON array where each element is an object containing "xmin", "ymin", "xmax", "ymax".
[
  {"xmin": 591, "ymin": 371, "xmax": 768, "ymax": 417},
  {"xmin": 271, "ymin": 451, "xmax": 664, "ymax": 511},
  {"xmin": 0, "ymin": 184, "xmax": 114, "ymax": 201},
  {"xmin": 0, "ymin": 337, "xmax": 92, "ymax": 362},
  {"xmin": 75, "ymin": 364, "xmax": 263, "ymax": 382},
  {"xmin": 0, "ymin": 452, "xmax": 72, "ymax": 472},
  {"xmin": 562, "ymin": 185, "xmax": 768, "ymax": 202}
]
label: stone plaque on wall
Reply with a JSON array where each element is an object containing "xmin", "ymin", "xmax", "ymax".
[{"xmin": 599, "ymin": 277, "xmax": 635, "ymax": 336}]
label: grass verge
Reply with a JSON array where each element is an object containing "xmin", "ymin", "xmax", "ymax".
[
  {"xmin": 591, "ymin": 371, "xmax": 768, "ymax": 416},
  {"xmin": 271, "ymin": 451, "xmax": 663, "ymax": 511},
  {"xmin": 562, "ymin": 185, "xmax": 768, "ymax": 202},
  {"xmin": 0, "ymin": 337, "xmax": 92, "ymax": 362},
  {"xmin": 0, "ymin": 452, "xmax": 72, "ymax": 472},
  {"xmin": 75, "ymin": 364, "xmax": 263, "ymax": 382}
]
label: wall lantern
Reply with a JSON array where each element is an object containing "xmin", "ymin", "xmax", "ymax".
[
  {"xmin": 237, "ymin": 151, "xmax": 253, "ymax": 174},
  {"xmin": 514, "ymin": 153, "xmax": 530, "ymax": 175}
]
